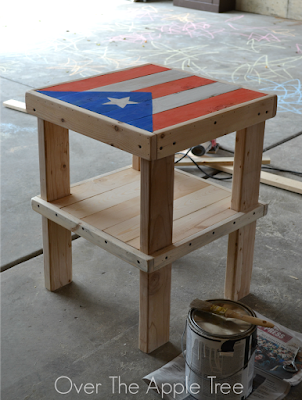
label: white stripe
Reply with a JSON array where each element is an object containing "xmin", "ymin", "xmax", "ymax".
[
  {"xmin": 88, "ymin": 69, "xmax": 192, "ymax": 92},
  {"xmin": 152, "ymin": 82, "xmax": 240, "ymax": 114}
]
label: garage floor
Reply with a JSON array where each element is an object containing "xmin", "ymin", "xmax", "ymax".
[{"xmin": 1, "ymin": 1, "xmax": 302, "ymax": 399}]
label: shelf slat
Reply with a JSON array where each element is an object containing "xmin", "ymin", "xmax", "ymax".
[{"xmin": 31, "ymin": 167, "xmax": 268, "ymax": 273}]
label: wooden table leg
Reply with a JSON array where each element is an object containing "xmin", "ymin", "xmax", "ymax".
[
  {"xmin": 225, "ymin": 122, "xmax": 265, "ymax": 300},
  {"xmin": 139, "ymin": 156, "xmax": 174, "ymax": 353},
  {"xmin": 38, "ymin": 119, "xmax": 72, "ymax": 291},
  {"xmin": 132, "ymin": 155, "xmax": 141, "ymax": 171}
]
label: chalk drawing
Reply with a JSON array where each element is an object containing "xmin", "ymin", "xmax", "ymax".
[
  {"xmin": 109, "ymin": 31, "xmax": 161, "ymax": 44},
  {"xmin": 231, "ymin": 55, "xmax": 302, "ymax": 84},
  {"xmin": 163, "ymin": 13, "xmax": 199, "ymax": 23},
  {"xmin": 225, "ymin": 15, "xmax": 245, "ymax": 23},
  {"xmin": 259, "ymin": 79, "xmax": 302, "ymax": 114},
  {"xmin": 158, "ymin": 21, "xmax": 225, "ymax": 39}
]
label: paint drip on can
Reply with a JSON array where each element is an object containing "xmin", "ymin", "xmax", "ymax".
[{"xmin": 184, "ymin": 299, "xmax": 257, "ymax": 400}]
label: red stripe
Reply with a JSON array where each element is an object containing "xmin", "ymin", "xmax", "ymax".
[
  {"xmin": 134, "ymin": 76, "xmax": 215, "ymax": 99},
  {"xmin": 153, "ymin": 89, "xmax": 267, "ymax": 131},
  {"xmin": 42, "ymin": 64, "xmax": 170, "ymax": 92}
]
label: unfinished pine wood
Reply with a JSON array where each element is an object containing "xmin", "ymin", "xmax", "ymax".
[
  {"xmin": 3, "ymin": 99, "xmax": 27, "ymax": 113},
  {"xmin": 106, "ymin": 185, "xmax": 230, "ymax": 245},
  {"xmin": 60, "ymin": 179, "xmax": 140, "ymax": 219},
  {"xmin": 139, "ymin": 156, "xmax": 174, "ymax": 353},
  {"xmin": 225, "ymin": 122, "xmax": 265, "ymax": 301},
  {"xmin": 209, "ymin": 164, "xmax": 302, "ymax": 195},
  {"xmin": 42, "ymin": 218, "xmax": 72, "ymax": 290},
  {"xmin": 139, "ymin": 264, "xmax": 171, "ymax": 353},
  {"xmin": 225, "ymin": 223, "xmax": 256, "ymax": 301},
  {"xmin": 38, "ymin": 119, "xmax": 72, "ymax": 291},
  {"xmin": 82, "ymin": 169, "xmax": 208, "ymax": 235},
  {"xmin": 156, "ymin": 94, "xmax": 277, "ymax": 159},
  {"xmin": 53, "ymin": 168, "xmax": 140, "ymax": 208},
  {"xmin": 175, "ymin": 154, "xmax": 271, "ymax": 166},
  {"xmin": 31, "ymin": 168, "xmax": 268, "ymax": 274},
  {"xmin": 140, "ymin": 157, "xmax": 174, "ymax": 254},
  {"xmin": 150, "ymin": 203, "xmax": 267, "ymax": 273},
  {"xmin": 132, "ymin": 155, "xmax": 141, "ymax": 171},
  {"xmin": 31, "ymin": 196, "xmax": 153, "ymax": 272}
]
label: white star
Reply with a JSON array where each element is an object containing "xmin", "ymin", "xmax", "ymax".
[{"xmin": 103, "ymin": 96, "xmax": 139, "ymax": 108}]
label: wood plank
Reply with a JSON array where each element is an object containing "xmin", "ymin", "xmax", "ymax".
[
  {"xmin": 132, "ymin": 155, "xmax": 141, "ymax": 171},
  {"xmin": 172, "ymin": 197, "xmax": 234, "ymax": 243},
  {"xmin": 42, "ymin": 218, "xmax": 72, "ymax": 291},
  {"xmin": 211, "ymin": 165, "xmax": 302, "ymax": 195},
  {"xmin": 139, "ymin": 156, "xmax": 174, "ymax": 353},
  {"xmin": 175, "ymin": 154, "xmax": 271, "ymax": 166},
  {"xmin": 31, "ymin": 192, "xmax": 268, "ymax": 275},
  {"xmin": 232, "ymin": 122, "xmax": 265, "ymax": 212},
  {"xmin": 82, "ymin": 196, "xmax": 140, "ymax": 232},
  {"xmin": 127, "ymin": 195, "xmax": 232, "ymax": 249},
  {"xmin": 61, "ymin": 179, "xmax": 140, "ymax": 219},
  {"xmin": 26, "ymin": 91, "xmax": 155, "ymax": 159},
  {"xmin": 225, "ymin": 223, "xmax": 256, "ymax": 301},
  {"xmin": 38, "ymin": 119, "xmax": 70, "ymax": 202},
  {"xmin": 81, "ymin": 169, "xmax": 208, "ymax": 234},
  {"xmin": 31, "ymin": 196, "xmax": 153, "ymax": 272},
  {"xmin": 107, "ymin": 176, "xmax": 225, "ymax": 245},
  {"xmin": 42, "ymin": 64, "xmax": 170, "ymax": 91},
  {"xmin": 152, "ymin": 82, "xmax": 240, "ymax": 114},
  {"xmin": 134, "ymin": 76, "xmax": 215, "ymax": 99},
  {"xmin": 139, "ymin": 264, "xmax": 171, "ymax": 353},
  {"xmin": 52, "ymin": 168, "xmax": 140, "ymax": 208},
  {"xmin": 140, "ymin": 156, "xmax": 174, "ymax": 255},
  {"xmin": 155, "ymin": 94, "xmax": 277, "ymax": 159},
  {"xmin": 88, "ymin": 69, "xmax": 191, "ymax": 92},
  {"xmin": 38, "ymin": 119, "xmax": 72, "ymax": 291},
  {"xmin": 3, "ymin": 99, "xmax": 27, "ymax": 113},
  {"xmin": 153, "ymin": 88, "xmax": 265, "ymax": 130},
  {"xmin": 150, "ymin": 204, "xmax": 267, "ymax": 273},
  {"xmin": 225, "ymin": 122, "xmax": 265, "ymax": 300}
]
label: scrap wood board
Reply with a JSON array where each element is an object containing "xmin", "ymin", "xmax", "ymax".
[
  {"xmin": 3, "ymin": 99, "xmax": 27, "ymax": 113},
  {"xmin": 211, "ymin": 165, "xmax": 302, "ymax": 195},
  {"xmin": 175, "ymin": 153, "xmax": 271, "ymax": 165}
]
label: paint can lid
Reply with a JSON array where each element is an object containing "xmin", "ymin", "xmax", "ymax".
[{"xmin": 191, "ymin": 299, "xmax": 255, "ymax": 338}]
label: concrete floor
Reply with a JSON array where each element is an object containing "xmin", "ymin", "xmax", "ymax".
[{"xmin": 1, "ymin": 1, "xmax": 302, "ymax": 399}]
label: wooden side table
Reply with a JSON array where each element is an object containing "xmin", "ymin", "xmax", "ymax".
[{"xmin": 26, "ymin": 64, "xmax": 277, "ymax": 353}]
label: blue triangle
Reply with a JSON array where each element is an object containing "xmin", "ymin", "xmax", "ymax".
[{"xmin": 38, "ymin": 91, "xmax": 153, "ymax": 132}]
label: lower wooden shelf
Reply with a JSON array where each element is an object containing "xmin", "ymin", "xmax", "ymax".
[{"xmin": 31, "ymin": 166, "xmax": 268, "ymax": 273}]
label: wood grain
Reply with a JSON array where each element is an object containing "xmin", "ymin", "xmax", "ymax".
[
  {"xmin": 139, "ymin": 156, "xmax": 174, "ymax": 353},
  {"xmin": 132, "ymin": 155, "xmax": 141, "ymax": 171},
  {"xmin": 38, "ymin": 119, "xmax": 72, "ymax": 291},
  {"xmin": 211, "ymin": 164, "xmax": 302, "ymax": 195},
  {"xmin": 225, "ymin": 122, "xmax": 265, "ymax": 300}
]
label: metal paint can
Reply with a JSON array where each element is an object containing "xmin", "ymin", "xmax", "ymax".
[{"xmin": 185, "ymin": 299, "xmax": 257, "ymax": 400}]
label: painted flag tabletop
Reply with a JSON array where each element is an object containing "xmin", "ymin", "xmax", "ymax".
[{"xmin": 25, "ymin": 64, "xmax": 277, "ymax": 160}]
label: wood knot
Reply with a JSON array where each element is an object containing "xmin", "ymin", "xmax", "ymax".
[
  {"xmin": 160, "ymin": 133, "xmax": 165, "ymax": 139},
  {"xmin": 61, "ymin": 118, "xmax": 65, "ymax": 123},
  {"xmin": 114, "ymin": 126, "xmax": 119, "ymax": 131}
]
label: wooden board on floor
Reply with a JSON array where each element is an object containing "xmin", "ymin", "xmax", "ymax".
[
  {"xmin": 3, "ymin": 100, "xmax": 27, "ymax": 113},
  {"xmin": 175, "ymin": 154, "xmax": 271, "ymax": 166},
  {"xmin": 210, "ymin": 165, "xmax": 302, "ymax": 195}
]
